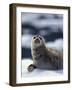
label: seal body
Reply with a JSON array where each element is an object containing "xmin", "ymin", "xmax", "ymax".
[{"xmin": 28, "ymin": 35, "xmax": 63, "ymax": 72}]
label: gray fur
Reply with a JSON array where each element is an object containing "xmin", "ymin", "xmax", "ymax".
[{"xmin": 28, "ymin": 35, "xmax": 63, "ymax": 72}]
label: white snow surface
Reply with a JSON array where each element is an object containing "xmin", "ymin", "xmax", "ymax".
[
  {"xmin": 21, "ymin": 35, "xmax": 32, "ymax": 48},
  {"xmin": 46, "ymin": 39, "xmax": 63, "ymax": 51},
  {"xmin": 22, "ymin": 59, "xmax": 63, "ymax": 77}
]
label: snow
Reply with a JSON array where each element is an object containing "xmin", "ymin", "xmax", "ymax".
[
  {"xmin": 46, "ymin": 39, "xmax": 63, "ymax": 51},
  {"xmin": 21, "ymin": 35, "xmax": 32, "ymax": 48},
  {"xmin": 22, "ymin": 59, "xmax": 63, "ymax": 78}
]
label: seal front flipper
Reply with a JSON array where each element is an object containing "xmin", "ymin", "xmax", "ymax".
[{"xmin": 28, "ymin": 64, "xmax": 36, "ymax": 72}]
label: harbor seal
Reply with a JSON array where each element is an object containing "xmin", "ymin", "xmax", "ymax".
[{"xmin": 28, "ymin": 35, "xmax": 63, "ymax": 72}]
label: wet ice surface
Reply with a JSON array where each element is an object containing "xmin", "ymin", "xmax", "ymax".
[{"xmin": 22, "ymin": 59, "xmax": 63, "ymax": 77}]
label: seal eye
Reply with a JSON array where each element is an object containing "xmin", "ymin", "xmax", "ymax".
[
  {"xmin": 39, "ymin": 37, "xmax": 42, "ymax": 40},
  {"xmin": 33, "ymin": 36, "xmax": 36, "ymax": 39}
]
